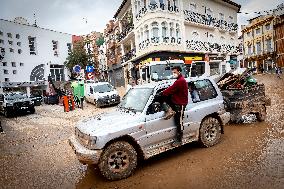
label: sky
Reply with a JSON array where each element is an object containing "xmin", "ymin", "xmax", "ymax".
[{"xmin": 0, "ymin": 0, "xmax": 283, "ymax": 35}]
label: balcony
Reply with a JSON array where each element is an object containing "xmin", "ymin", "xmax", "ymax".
[
  {"xmin": 121, "ymin": 49, "xmax": 136, "ymax": 63},
  {"xmin": 116, "ymin": 24, "xmax": 134, "ymax": 42},
  {"xmin": 183, "ymin": 10, "xmax": 238, "ymax": 33},
  {"xmin": 138, "ymin": 37, "xmax": 181, "ymax": 51},
  {"xmin": 186, "ymin": 40, "xmax": 238, "ymax": 54},
  {"xmin": 135, "ymin": 3, "xmax": 179, "ymax": 21}
]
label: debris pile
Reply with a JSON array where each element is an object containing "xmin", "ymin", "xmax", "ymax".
[{"xmin": 217, "ymin": 69, "xmax": 257, "ymax": 90}]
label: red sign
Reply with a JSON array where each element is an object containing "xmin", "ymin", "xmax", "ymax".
[{"xmin": 86, "ymin": 72, "xmax": 94, "ymax": 80}]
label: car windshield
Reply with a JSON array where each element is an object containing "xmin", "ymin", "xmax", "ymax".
[
  {"xmin": 93, "ymin": 84, "xmax": 113, "ymax": 93},
  {"xmin": 150, "ymin": 63, "xmax": 187, "ymax": 81},
  {"xmin": 5, "ymin": 93, "xmax": 27, "ymax": 101},
  {"xmin": 118, "ymin": 88, "xmax": 153, "ymax": 112}
]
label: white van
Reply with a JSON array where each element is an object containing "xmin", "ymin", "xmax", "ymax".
[{"xmin": 85, "ymin": 82, "xmax": 120, "ymax": 107}]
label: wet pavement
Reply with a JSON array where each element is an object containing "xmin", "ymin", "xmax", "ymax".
[{"xmin": 0, "ymin": 74, "xmax": 283, "ymax": 189}]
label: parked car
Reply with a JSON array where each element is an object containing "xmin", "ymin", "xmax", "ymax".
[
  {"xmin": 69, "ymin": 77, "xmax": 230, "ymax": 180},
  {"xmin": 30, "ymin": 90, "xmax": 43, "ymax": 106},
  {"xmin": 0, "ymin": 92, "xmax": 35, "ymax": 117},
  {"xmin": 85, "ymin": 82, "xmax": 120, "ymax": 107}
]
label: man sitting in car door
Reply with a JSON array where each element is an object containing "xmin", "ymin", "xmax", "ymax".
[{"xmin": 161, "ymin": 66, "xmax": 188, "ymax": 147}]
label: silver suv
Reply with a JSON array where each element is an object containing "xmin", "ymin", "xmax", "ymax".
[{"xmin": 68, "ymin": 77, "xmax": 230, "ymax": 180}]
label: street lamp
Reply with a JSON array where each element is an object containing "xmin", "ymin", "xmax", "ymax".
[{"xmin": 0, "ymin": 47, "xmax": 5, "ymax": 62}]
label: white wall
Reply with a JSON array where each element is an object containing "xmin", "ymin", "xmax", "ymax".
[{"xmin": 0, "ymin": 19, "xmax": 72, "ymax": 83}]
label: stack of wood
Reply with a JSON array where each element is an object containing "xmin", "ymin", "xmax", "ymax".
[{"xmin": 217, "ymin": 69, "xmax": 252, "ymax": 90}]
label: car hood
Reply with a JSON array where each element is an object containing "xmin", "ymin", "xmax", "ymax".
[{"xmin": 76, "ymin": 109, "xmax": 144, "ymax": 136}]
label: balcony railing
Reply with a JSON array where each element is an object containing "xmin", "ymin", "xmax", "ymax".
[
  {"xmin": 117, "ymin": 24, "xmax": 134, "ymax": 42},
  {"xmin": 186, "ymin": 40, "xmax": 239, "ymax": 54},
  {"xmin": 183, "ymin": 10, "xmax": 238, "ymax": 32},
  {"xmin": 135, "ymin": 3, "xmax": 179, "ymax": 20},
  {"xmin": 121, "ymin": 49, "xmax": 136, "ymax": 63},
  {"xmin": 138, "ymin": 37, "xmax": 181, "ymax": 50}
]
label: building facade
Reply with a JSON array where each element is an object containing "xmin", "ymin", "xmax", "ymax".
[
  {"xmin": 242, "ymin": 15, "xmax": 276, "ymax": 72},
  {"xmin": 274, "ymin": 3, "xmax": 284, "ymax": 68},
  {"xmin": 0, "ymin": 17, "xmax": 72, "ymax": 94},
  {"xmin": 108, "ymin": 0, "xmax": 241, "ymax": 86}
]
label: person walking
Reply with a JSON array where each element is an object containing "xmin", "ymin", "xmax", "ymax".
[{"xmin": 161, "ymin": 66, "xmax": 188, "ymax": 147}]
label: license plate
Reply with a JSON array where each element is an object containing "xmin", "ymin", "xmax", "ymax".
[{"xmin": 21, "ymin": 107, "xmax": 28, "ymax": 109}]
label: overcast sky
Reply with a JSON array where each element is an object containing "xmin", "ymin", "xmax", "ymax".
[{"xmin": 0, "ymin": 0, "xmax": 283, "ymax": 35}]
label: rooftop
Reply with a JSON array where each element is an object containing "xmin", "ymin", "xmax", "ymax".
[
  {"xmin": 0, "ymin": 18, "xmax": 73, "ymax": 36},
  {"xmin": 114, "ymin": 0, "xmax": 241, "ymax": 18}
]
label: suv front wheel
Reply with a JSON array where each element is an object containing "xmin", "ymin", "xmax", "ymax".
[
  {"xmin": 98, "ymin": 141, "xmax": 137, "ymax": 180},
  {"xmin": 199, "ymin": 117, "xmax": 221, "ymax": 147}
]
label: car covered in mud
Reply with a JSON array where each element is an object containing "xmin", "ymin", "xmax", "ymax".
[
  {"xmin": 68, "ymin": 77, "xmax": 230, "ymax": 180},
  {"xmin": 0, "ymin": 92, "xmax": 35, "ymax": 117},
  {"xmin": 84, "ymin": 82, "xmax": 120, "ymax": 107}
]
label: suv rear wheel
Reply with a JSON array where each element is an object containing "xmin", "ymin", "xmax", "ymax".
[
  {"xmin": 98, "ymin": 141, "xmax": 137, "ymax": 180},
  {"xmin": 199, "ymin": 117, "xmax": 221, "ymax": 147}
]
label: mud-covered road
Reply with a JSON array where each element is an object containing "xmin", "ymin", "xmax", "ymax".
[{"xmin": 0, "ymin": 75, "xmax": 283, "ymax": 189}]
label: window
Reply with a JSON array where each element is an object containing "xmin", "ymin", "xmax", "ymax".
[
  {"xmin": 7, "ymin": 33, "xmax": 12, "ymax": 38},
  {"xmin": 0, "ymin": 39, "xmax": 4, "ymax": 44},
  {"xmin": 266, "ymin": 39, "xmax": 272, "ymax": 52},
  {"xmin": 170, "ymin": 22, "xmax": 174, "ymax": 37},
  {"xmin": 17, "ymin": 42, "xmax": 21, "ymax": 46},
  {"xmin": 256, "ymin": 28, "xmax": 261, "ymax": 34},
  {"xmin": 248, "ymin": 45, "xmax": 252, "ymax": 55},
  {"xmin": 5, "ymin": 78, "xmax": 9, "ymax": 82},
  {"xmin": 2, "ymin": 62, "xmax": 7, "ymax": 66},
  {"xmin": 16, "ymin": 34, "xmax": 20, "ymax": 39},
  {"xmin": 67, "ymin": 43, "xmax": 72, "ymax": 55},
  {"xmin": 176, "ymin": 23, "xmax": 180, "ymax": 39},
  {"xmin": 144, "ymin": 25, "xmax": 149, "ymax": 40},
  {"xmin": 0, "ymin": 31, "xmax": 3, "ymax": 36},
  {"xmin": 18, "ymin": 49, "xmax": 22, "ymax": 54},
  {"xmin": 192, "ymin": 79, "xmax": 217, "ymax": 101},
  {"xmin": 90, "ymin": 86, "xmax": 93, "ymax": 94},
  {"xmin": 190, "ymin": 3, "xmax": 196, "ymax": 11},
  {"xmin": 161, "ymin": 22, "xmax": 168, "ymax": 40},
  {"xmin": 52, "ymin": 40, "xmax": 59, "ymax": 56},
  {"xmin": 265, "ymin": 24, "xmax": 270, "ymax": 30},
  {"xmin": 219, "ymin": 13, "xmax": 224, "ymax": 20},
  {"xmin": 9, "ymin": 48, "xmax": 14, "ymax": 53},
  {"xmin": 11, "ymin": 62, "xmax": 16, "ymax": 67},
  {"xmin": 256, "ymin": 42, "xmax": 261, "ymax": 54},
  {"xmin": 152, "ymin": 22, "xmax": 159, "ymax": 38},
  {"xmin": 4, "ymin": 69, "xmax": 8, "ymax": 74},
  {"xmin": 8, "ymin": 40, "xmax": 13, "ymax": 45},
  {"xmin": 13, "ymin": 70, "xmax": 17, "ymax": 74},
  {"xmin": 20, "ymin": 63, "xmax": 24, "ymax": 66},
  {"xmin": 28, "ymin": 36, "xmax": 37, "ymax": 55}
]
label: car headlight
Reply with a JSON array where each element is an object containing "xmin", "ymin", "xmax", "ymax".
[{"xmin": 30, "ymin": 101, "xmax": 34, "ymax": 105}]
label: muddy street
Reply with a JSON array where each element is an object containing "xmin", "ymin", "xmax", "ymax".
[{"xmin": 0, "ymin": 74, "xmax": 283, "ymax": 189}]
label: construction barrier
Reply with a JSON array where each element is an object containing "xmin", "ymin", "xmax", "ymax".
[{"xmin": 63, "ymin": 95, "xmax": 75, "ymax": 112}]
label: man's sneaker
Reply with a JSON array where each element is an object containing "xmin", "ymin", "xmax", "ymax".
[
  {"xmin": 172, "ymin": 141, "xmax": 182, "ymax": 147},
  {"xmin": 164, "ymin": 107, "xmax": 175, "ymax": 120}
]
